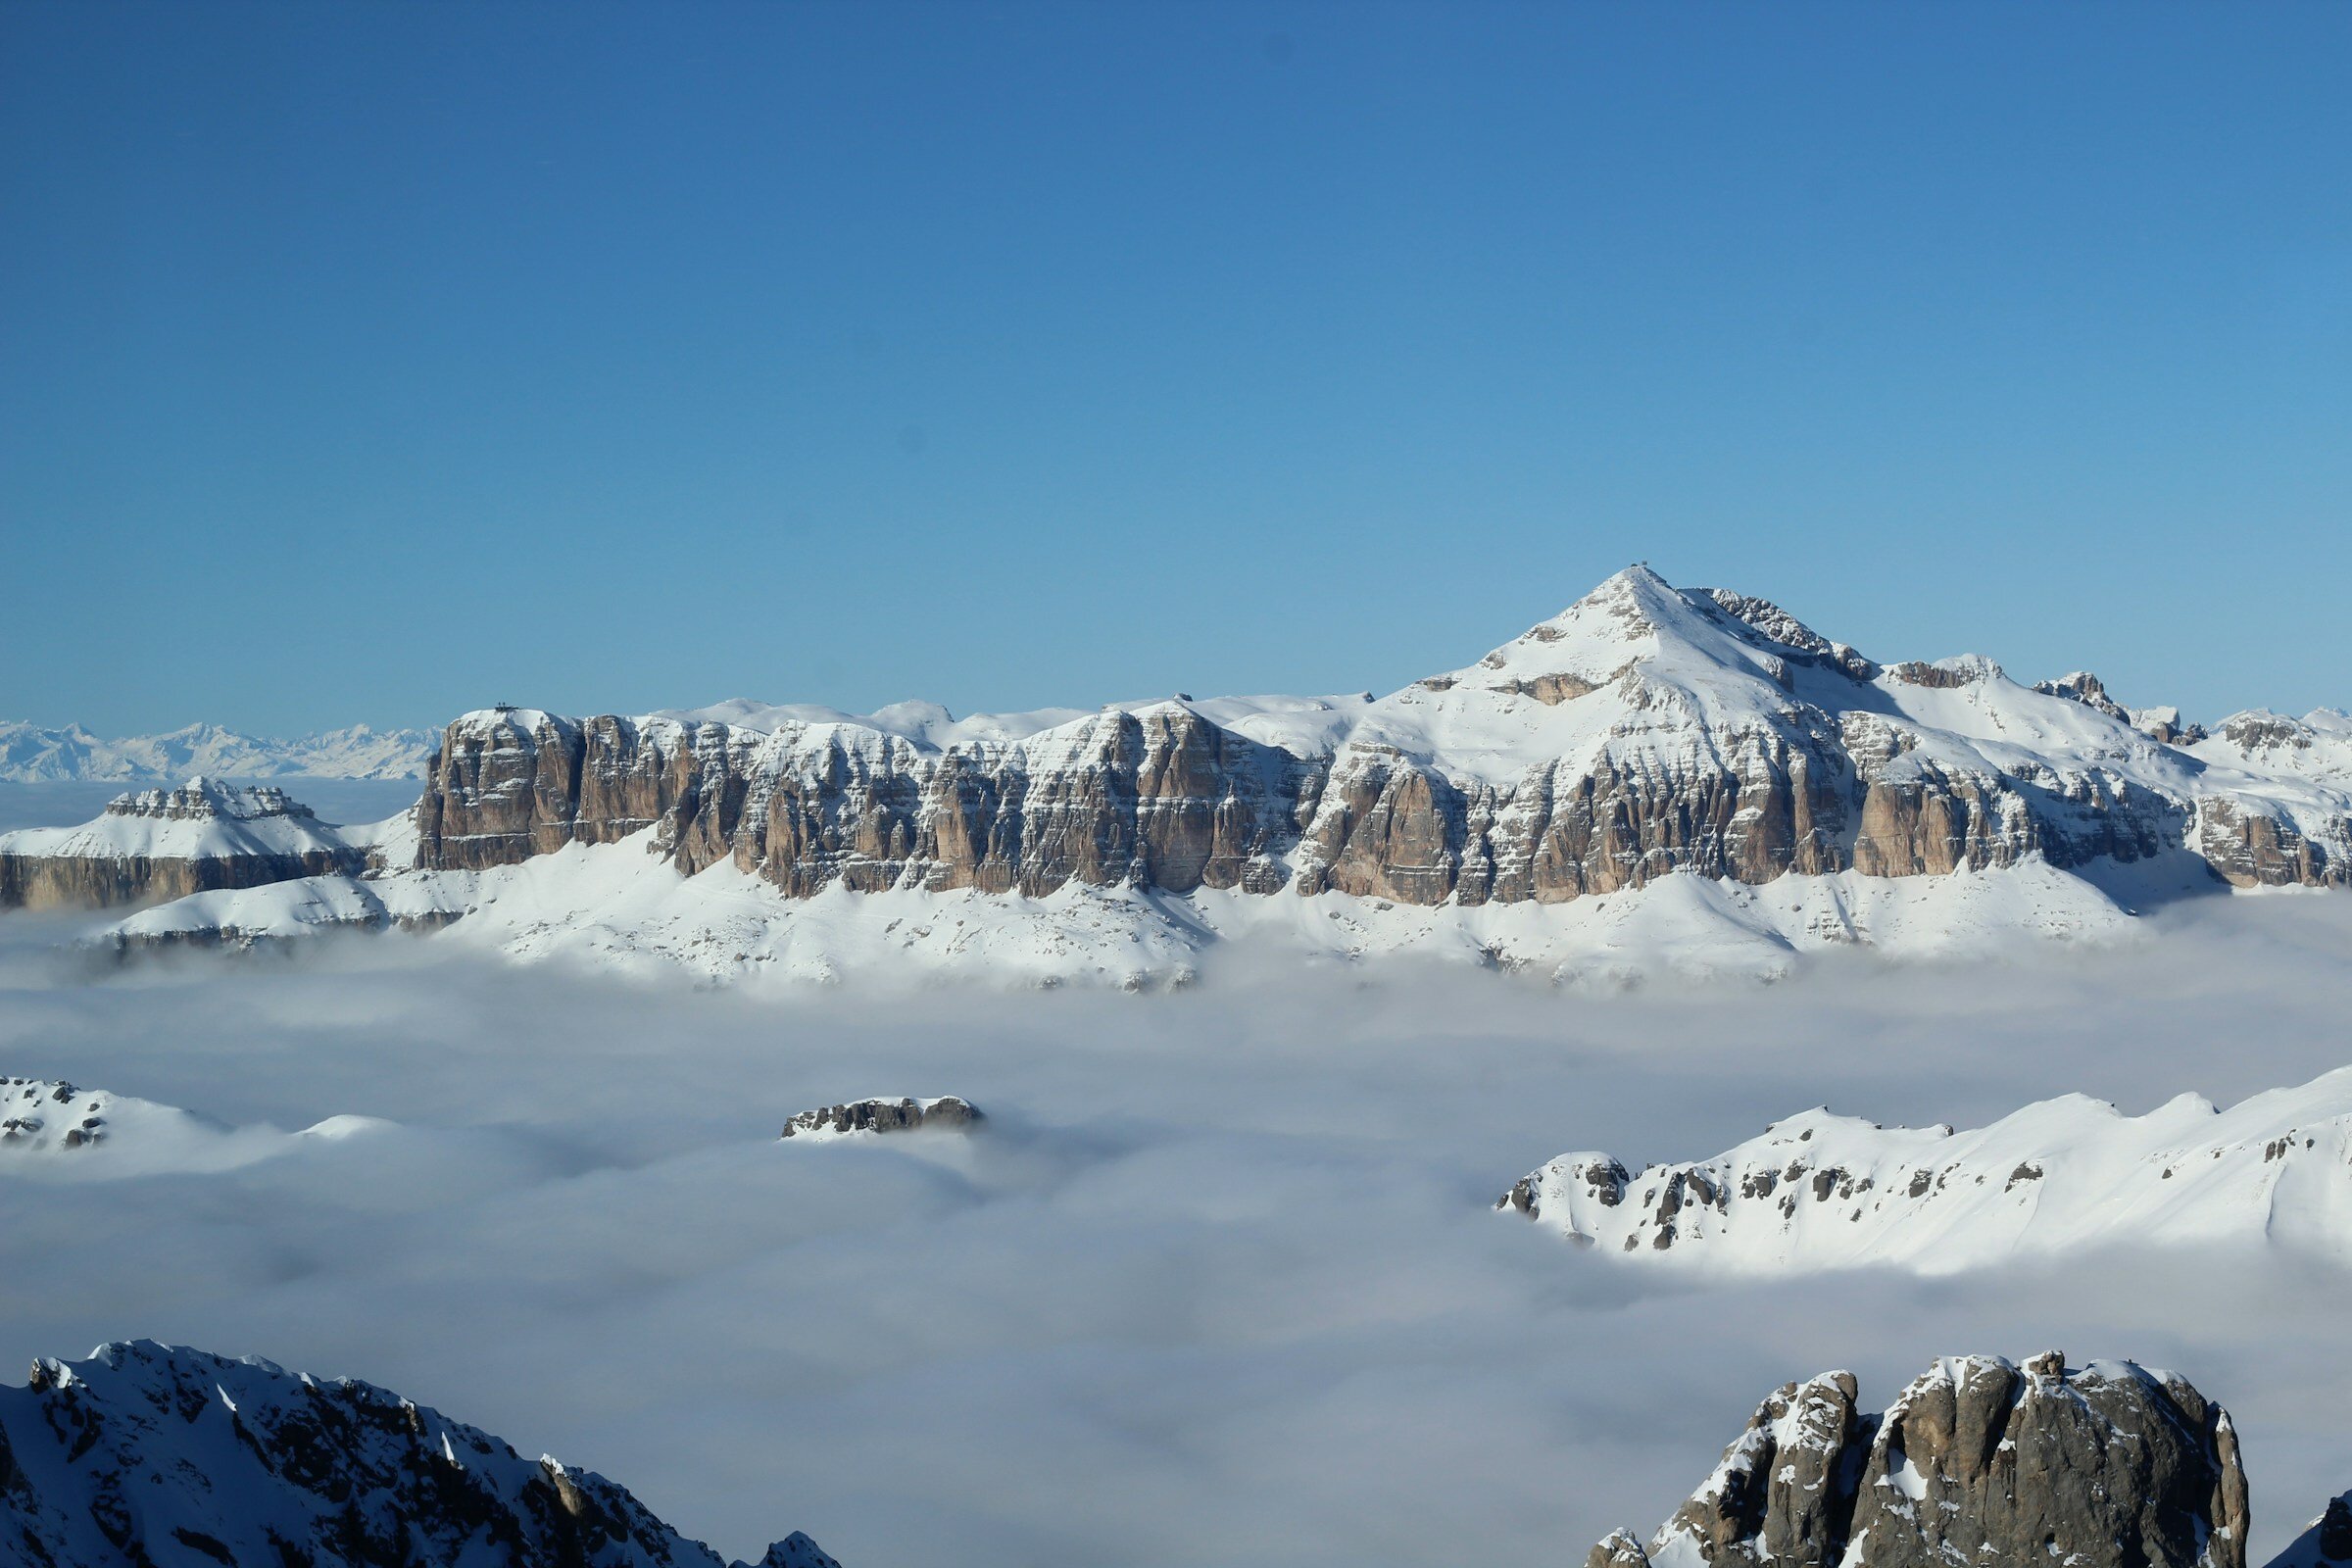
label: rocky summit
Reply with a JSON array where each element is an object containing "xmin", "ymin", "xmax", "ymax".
[
  {"xmin": 1590, "ymin": 1351, "xmax": 2249, "ymax": 1568},
  {"xmin": 0, "ymin": 1341, "xmax": 841, "ymax": 1568}
]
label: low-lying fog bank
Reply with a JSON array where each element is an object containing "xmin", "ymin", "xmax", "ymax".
[{"xmin": 0, "ymin": 894, "xmax": 2347, "ymax": 1567}]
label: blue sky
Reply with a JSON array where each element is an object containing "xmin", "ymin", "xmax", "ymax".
[{"xmin": 4, "ymin": 1, "xmax": 2347, "ymax": 736}]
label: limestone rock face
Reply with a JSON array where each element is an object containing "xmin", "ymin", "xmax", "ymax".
[
  {"xmin": 413, "ymin": 705, "xmax": 1311, "ymax": 900},
  {"xmin": 0, "ymin": 1340, "xmax": 840, "ymax": 1568},
  {"xmin": 1646, "ymin": 1371, "xmax": 1865, "ymax": 1568},
  {"xmin": 778, "ymin": 1096, "xmax": 982, "ymax": 1139},
  {"xmin": 1592, "ymin": 1353, "xmax": 2248, "ymax": 1568},
  {"xmin": 391, "ymin": 570, "xmax": 2351, "ymax": 913},
  {"xmin": 0, "ymin": 779, "xmax": 366, "ymax": 910}
]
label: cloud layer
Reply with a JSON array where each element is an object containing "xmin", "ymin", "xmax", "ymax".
[{"xmin": 2, "ymin": 894, "xmax": 2349, "ymax": 1565}]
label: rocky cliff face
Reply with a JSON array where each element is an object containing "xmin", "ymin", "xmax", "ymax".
[
  {"xmin": 0, "ymin": 1341, "xmax": 840, "ymax": 1568},
  {"xmin": 399, "ymin": 568, "xmax": 2352, "ymax": 909},
  {"xmin": 0, "ymin": 779, "xmax": 366, "ymax": 910},
  {"xmin": 1591, "ymin": 1352, "xmax": 2248, "ymax": 1568}
]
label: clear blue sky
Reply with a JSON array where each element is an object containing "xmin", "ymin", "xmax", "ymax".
[{"xmin": 4, "ymin": 1, "xmax": 2348, "ymax": 736}]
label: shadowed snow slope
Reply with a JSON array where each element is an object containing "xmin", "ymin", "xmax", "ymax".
[
  {"xmin": 0, "ymin": 1341, "xmax": 841, "ymax": 1568},
  {"xmin": 1505, "ymin": 1066, "xmax": 2352, "ymax": 1272}
]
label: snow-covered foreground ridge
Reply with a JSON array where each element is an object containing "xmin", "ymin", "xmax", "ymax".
[
  {"xmin": 0, "ymin": 1341, "xmax": 842, "ymax": 1568},
  {"xmin": 1589, "ymin": 1351, "xmax": 2286, "ymax": 1568},
  {"xmin": 1503, "ymin": 1065, "xmax": 2352, "ymax": 1273},
  {"xmin": 12, "ymin": 565, "xmax": 2352, "ymax": 980},
  {"xmin": 0, "ymin": 720, "xmax": 433, "ymax": 781}
]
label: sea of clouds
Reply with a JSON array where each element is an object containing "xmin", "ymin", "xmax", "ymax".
[{"xmin": 2, "ymin": 887, "xmax": 2349, "ymax": 1567}]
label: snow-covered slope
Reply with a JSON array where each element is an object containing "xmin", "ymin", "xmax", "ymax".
[
  {"xmin": 42, "ymin": 565, "xmax": 2352, "ymax": 982},
  {"xmin": 1503, "ymin": 1066, "xmax": 2352, "ymax": 1273},
  {"xmin": 101, "ymin": 830, "xmax": 2145, "ymax": 985},
  {"xmin": 0, "ymin": 1341, "xmax": 842, "ymax": 1568},
  {"xmin": 0, "ymin": 1076, "xmax": 395, "ymax": 1177},
  {"xmin": 0, "ymin": 720, "xmax": 435, "ymax": 781}
]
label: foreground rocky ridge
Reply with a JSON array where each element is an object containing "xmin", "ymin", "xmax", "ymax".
[
  {"xmin": 0, "ymin": 1341, "xmax": 840, "ymax": 1568},
  {"xmin": 1502, "ymin": 1065, "xmax": 2352, "ymax": 1273},
  {"xmin": 1593, "ymin": 1351, "xmax": 2249, "ymax": 1568},
  {"xmin": 405, "ymin": 567, "xmax": 2352, "ymax": 908}
]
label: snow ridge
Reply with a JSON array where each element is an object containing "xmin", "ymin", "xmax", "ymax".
[{"xmin": 1503, "ymin": 1066, "xmax": 2352, "ymax": 1273}]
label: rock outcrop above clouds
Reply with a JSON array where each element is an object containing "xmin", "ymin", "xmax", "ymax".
[
  {"xmin": 779, "ymin": 1096, "xmax": 983, "ymax": 1139},
  {"xmin": 0, "ymin": 1341, "xmax": 842, "ymax": 1568},
  {"xmin": 1590, "ymin": 1352, "xmax": 2248, "ymax": 1568},
  {"xmin": 0, "ymin": 779, "xmax": 373, "ymax": 909},
  {"xmin": 1502, "ymin": 1065, "xmax": 2352, "ymax": 1273},
  {"xmin": 403, "ymin": 567, "xmax": 2349, "ymax": 904}
]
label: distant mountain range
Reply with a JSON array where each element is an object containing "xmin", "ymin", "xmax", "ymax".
[
  {"xmin": 0, "ymin": 720, "xmax": 435, "ymax": 782},
  {"xmin": 4, "ymin": 565, "xmax": 2350, "ymax": 982}
]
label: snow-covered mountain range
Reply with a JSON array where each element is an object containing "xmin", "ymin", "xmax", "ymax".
[
  {"xmin": 407, "ymin": 566, "xmax": 2352, "ymax": 904},
  {"xmin": 6, "ymin": 566, "xmax": 2349, "ymax": 982},
  {"xmin": 0, "ymin": 720, "xmax": 434, "ymax": 782},
  {"xmin": 1502, "ymin": 1065, "xmax": 2352, "ymax": 1273},
  {"xmin": 0, "ymin": 1341, "xmax": 840, "ymax": 1568}
]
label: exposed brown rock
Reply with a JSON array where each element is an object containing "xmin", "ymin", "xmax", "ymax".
[{"xmin": 1593, "ymin": 1353, "xmax": 2251, "ymax": 1568}]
